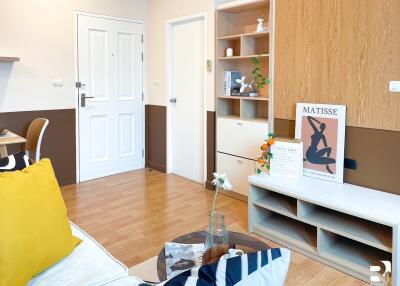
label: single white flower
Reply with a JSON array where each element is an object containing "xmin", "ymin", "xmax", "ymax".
[{"xmin": 212, "ymin": 173, "xmax": 233, "ymax": 191}]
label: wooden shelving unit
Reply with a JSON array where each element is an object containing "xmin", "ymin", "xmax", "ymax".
[
  {"xmin": 215, "ymin": 0, "xmax": 273, "ymax": 197},
  {"xmin": 215, "ymin": 0, "xmax": 272, "ymax": 121},
  {"xmin": 0, "ymin": 57, "xmax": 20, "ymax": 62},
  {"xmin": 248, "ymin": 175, "xmax": 400, "ymax": 285}
]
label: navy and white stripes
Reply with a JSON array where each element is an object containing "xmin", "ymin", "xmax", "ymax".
[{"xmin": 162, "ymin": 248, "xmax": 290, "ymax": 286}]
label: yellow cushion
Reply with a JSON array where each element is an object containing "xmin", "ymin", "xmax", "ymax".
[{"xmin": 0, "ymin": 159, "xmax": 81, "ymax": 286}]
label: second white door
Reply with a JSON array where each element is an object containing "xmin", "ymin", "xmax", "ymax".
[{"xmin": 170, "ymin": 17, "xmax": 205, "ymax": 183}]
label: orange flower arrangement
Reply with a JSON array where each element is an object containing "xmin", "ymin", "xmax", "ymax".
[{"xmin": 255, "ymin": 133, "xmax": 276, "ymax": 174}]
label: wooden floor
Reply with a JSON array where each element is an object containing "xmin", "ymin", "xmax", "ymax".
[{"xmin": 62, "ymin": 168, "xmax": 367, "ymax": 286}]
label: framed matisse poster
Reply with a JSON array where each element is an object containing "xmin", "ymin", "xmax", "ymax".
[{"xmin": 295, "ymin": 103, "xmax": 346, "ymax": 183}]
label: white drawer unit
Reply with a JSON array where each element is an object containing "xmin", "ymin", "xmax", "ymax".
[
  {"xmin": 217, "ymin": 152, "xmax": 255, "ymax": 196},
  {"xmin": 217, "ymin": 117, "xmax": 268, "ymax": 160}
]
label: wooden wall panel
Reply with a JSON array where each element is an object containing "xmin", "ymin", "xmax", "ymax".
[{"xmin": 274, "ymin": 0, "xmax": 400, "ymax": 131}]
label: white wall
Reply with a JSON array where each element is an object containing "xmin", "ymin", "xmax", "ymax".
[
  {"xmin": 146, "ymin": 0, "xmax": 216, "ymax": 111},
  {"xmin": 0, "ymin": 0, "xmax": 147, "ymax": 112}
]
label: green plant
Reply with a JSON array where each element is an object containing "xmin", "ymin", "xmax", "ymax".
[{"xmin": 251, "ymin": 57, "xmax": 270, "ymax": 90}]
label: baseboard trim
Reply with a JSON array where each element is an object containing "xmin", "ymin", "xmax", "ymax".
[
  {"xmin": 220, "ymin": 190, "xmax": 248, "ymax": 202},
  {"xmin": 205, "ymin": 186, "xmax": 248, "ymax": 203},
  {"xmin": 146, "ymin": 161, "xmax": 166, "ymax": 173}
]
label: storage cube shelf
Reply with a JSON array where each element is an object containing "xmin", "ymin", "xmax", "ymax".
[
  {"xmin": 216, "ymin": 0, "xmax": 272, "ymax": 123},
  {"xmin": 318, "ymin": 230, "xmax": 392, "ymax": 277},
  {"xmin": 248, "ymin": 175, "xmax": 400, "ymax": 285}
]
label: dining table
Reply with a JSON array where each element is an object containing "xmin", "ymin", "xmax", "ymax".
[{"xmin": 0, "ymin": 129, "xmax": 27, "ymax": 158}]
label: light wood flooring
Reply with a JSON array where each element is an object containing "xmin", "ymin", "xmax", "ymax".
[{"xmin": 62, "ymin": 168, "xmax": 367, "ymax": 286}]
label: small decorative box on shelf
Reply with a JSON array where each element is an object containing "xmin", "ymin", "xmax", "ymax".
[{"xmin": 248, "ymin": 174, "xmax": 400, "ymax": 285}]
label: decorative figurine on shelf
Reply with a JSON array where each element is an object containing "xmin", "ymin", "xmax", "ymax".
[
  {"xmin": 226, "ymin": 48, "xmax": 233, "ymax": 57},
  {"xmin": 255, "ymin": 133, "xmax": 276, "ymax": 175},
  {"xmin": 235, "ymin": 76, "xmax": 253, "ymax": 94},
  {"xmin": 256, "ymin": 15, "xmax": 267, "ymax": 33},
  {"xmin": 250, "ymin": 57, "xmax": 270, "ymax": 97}
]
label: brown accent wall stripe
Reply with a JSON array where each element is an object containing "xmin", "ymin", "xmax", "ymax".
[
  {"xmin": 275, "ymin": 118, "xmax": 400, "ymax": 196},
  {"xmin": 0, "ymin": 109, "xmax": 76, "ymax": 186},
  {"xmin": 145, "ymin": 105, "xmax": 166, "ymax": 172},
  {"xmin": 206, "ymin": 111, "xmax": 216, "ymax": 190}
]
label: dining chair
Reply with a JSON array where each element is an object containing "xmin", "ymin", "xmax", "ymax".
[{"xmin": 25, "ymin": 118, "xmax": 49, "ymax": 162}]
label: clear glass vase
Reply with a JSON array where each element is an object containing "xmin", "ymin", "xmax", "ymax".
[{"xmin": 205, "ymin": 212, "xmax": 229, "ymax": 254}]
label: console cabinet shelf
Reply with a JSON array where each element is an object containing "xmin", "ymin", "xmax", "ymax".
[{"xmin": 248, "ymin": 175, "xmax": 400, "ymax": 285}]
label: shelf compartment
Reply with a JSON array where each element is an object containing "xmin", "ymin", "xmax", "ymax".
[
  {"xmin": 299, "ymin": 201, "xmax": 393, "ymax": 252},
  {"xmin": 241, "ymin": 99, "xmax": 268, "ymax": 121},
  {"xmin": 217, "ymin": 97, "xmax": 240, "ymax": 118},
  {"xmin": 319, "ymin": 229, "xmax": 392, "ymax": 278},
  {"xmin": 216, "ymin": 1, "xmax": 269, "ymax": 37},
  {"xmin": 241, "ymin": 34, "xmax": 269, "ymax": 56},
  {"xmin": 253, "ymin": 209, "xmax": 318, "ymax": 253},
  {"xmin": 252, "ymin": 187, "xmax": 297, "ymax": 217},
  {"xmin": 217, "ymin": 38, "xmax": 241, "ymax": 58}
]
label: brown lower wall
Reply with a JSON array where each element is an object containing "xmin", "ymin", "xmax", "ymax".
[
  {"xmin": 0, "ymin": 109, "xmax": 76, "ymax": 186},
  {"xmin": 144, "ymin": 105, "xmax": 216, "ymax": 188},
  {"xmin": 275, "ymin": 118, "xmax": 400, "ymax": 195},
  {"xmin": 206, "ymin": 111, "xmax": 216, "ymax": 190},
  {"xmin": 145, "ymin": 105, "xmax": 166, "ymax": 172},
  {"xmin": 4, "ymin": 107, "xmax": 394, "ymax": 195}
]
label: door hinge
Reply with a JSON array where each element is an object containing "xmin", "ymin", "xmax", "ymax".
[
  {"xmin": 142, "ymin": 149, "xmax": 144, "ymax": 157},
  {"xmin": 141, "ymin": 34, "xmax": 144, "ymax": 43},
  {"xmin": 142, "ymin": 92, "xmax": 144, "ymax": 101},
  {"xmin": 141, "ymin": 52, "xmax": 144, "ymax": 61}
]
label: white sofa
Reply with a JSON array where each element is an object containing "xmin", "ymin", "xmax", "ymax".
[{"xmin": 28, "ymin": 222, "xmax": 145, "ymax": 286}]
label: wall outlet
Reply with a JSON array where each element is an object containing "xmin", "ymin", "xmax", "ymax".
[
  {"xmin": 52, "ymin": 79, "xmax": 63, "ymax": 87},
  {"xmin": 389, "ymin": 81, "xmax": 400, "ymax": 93}
]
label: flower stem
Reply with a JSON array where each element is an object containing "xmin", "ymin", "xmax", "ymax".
[{"xmin": 211, "ymin": 186, "xmax": 219, "ymax": 216}]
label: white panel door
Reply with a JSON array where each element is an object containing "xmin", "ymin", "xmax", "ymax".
[
  {"xmin": 78, "ymin": 15, "xmax": 143, "ymax": 181},
  {"xmin": 171, "ymin": 17, "xmax": 205, "ymax": 183}
]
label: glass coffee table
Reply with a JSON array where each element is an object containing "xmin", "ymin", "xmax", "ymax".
[{"xmin": 157, "ymin": 231, "xmax": 270, "ymax": 282}]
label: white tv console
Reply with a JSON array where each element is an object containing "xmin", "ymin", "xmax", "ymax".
[{"xmin": 248, "ymin": 174, "xmax": 400, "ymax": 285}]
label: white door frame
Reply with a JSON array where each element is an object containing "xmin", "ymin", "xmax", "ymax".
[
  {"xmin": 166, "ymin": 12, "xmax": 208, "ymax": 184},
  {"xmin": 74, "ymin": 11, "xmax": 146, "ymax": 183}
]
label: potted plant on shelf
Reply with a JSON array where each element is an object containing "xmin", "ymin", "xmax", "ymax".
[{"xmin": 250, "ymin": 57, "xmax": 270, "ymax": 97}]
